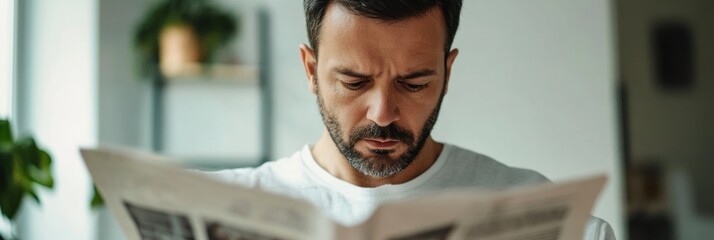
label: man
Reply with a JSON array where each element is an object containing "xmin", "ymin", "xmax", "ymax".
[{"xmin": 209, "ymin": 0, "xmax": 615, "ymax": 239}]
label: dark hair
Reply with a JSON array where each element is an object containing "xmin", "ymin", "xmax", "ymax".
[{"xmin": 304, "ymin": 0, "xmax": 463, "ymax": 56}]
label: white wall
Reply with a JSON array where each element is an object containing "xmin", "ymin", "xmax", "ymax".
[
  {"xmin": 97, "ymin": 0, "xmax": 153, "ymax": 150},
  {"xmin": 0, "ymin": 0, "xmax": 14, "ymax": 119},
  {"xmin": 265, "ymin": 0, "xmax": 623, "ymax": 238},
  {"xmin": 264, "ymin": 0, "xmax": 323, "ymax": 158},
  {"xmin": 14, "ymin": 0, "xmax": 98, "ymax": 239}
]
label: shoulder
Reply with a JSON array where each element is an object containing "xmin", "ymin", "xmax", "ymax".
[
  {"xmin": 438, "ymin": 144, "xmax": 550, "ymax": 189},
  {"xmin": 584, "ymin": 216, "xmax": 617, "ymax": 240}
]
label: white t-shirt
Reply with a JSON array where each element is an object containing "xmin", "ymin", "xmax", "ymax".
[{"xmin": 206, "ymin": 143, "xmax": 616, "ymax": 240}]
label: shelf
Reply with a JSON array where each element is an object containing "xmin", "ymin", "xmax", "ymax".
[
  {"xmin": 151, "ymin": 9, "xmax": 273, "ymax": 169},
  {"xmin": 162, "ymin": 63, "xmax": 260, "ymax": 85}
]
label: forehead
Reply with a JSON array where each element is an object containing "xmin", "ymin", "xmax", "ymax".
[{"xmin": 317, "ymin": 3, "xmax": 447, "ymax": 67}]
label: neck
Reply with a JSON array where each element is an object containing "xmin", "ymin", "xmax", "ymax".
[{"xmin": 311, "ymin": 129, "xmax": 444, "ymax": 187}]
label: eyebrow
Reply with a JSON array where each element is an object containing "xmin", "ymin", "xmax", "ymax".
[
  {"xmin": 334, "ymin": 68, "xmax": 436, "ymax": 80},
  {"xmin": 399, "ymin": 69, "xmax": 436, "ymax": 80},
  {"xmin": 335, "ymin": 68, "xmax": 371, "ymax": 79}
]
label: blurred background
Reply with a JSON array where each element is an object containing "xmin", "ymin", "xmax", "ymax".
[{"xmin": 0, "ymin": 0, "xmax": 711, "ymax": 239}]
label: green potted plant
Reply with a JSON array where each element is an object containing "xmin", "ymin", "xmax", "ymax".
[
  {"xmin": 134, "ymin": 0, "xmax": 239, "ymax": 77},
  {"xmin": 0, "ymin": 119, "xmax": 54, "ymax": 240}
]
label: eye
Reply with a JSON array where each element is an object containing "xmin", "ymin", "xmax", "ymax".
[
  {"xmin": 402, "ymin": 82, "xmax": 428, "ymax": 92},
  {"xmin": 342, "ymin": 80, "xmax": 368, "ymax": 90}
]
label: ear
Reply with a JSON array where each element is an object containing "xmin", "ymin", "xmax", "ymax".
[
  {"xmin": 300, "ymin": 43, "xmax": 318, "ymax": 95},
  {"xmin": 444, "ymin": 48, "xmax": 459, "ymax": 95}
]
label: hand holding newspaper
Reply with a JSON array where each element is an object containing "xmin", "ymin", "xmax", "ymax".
[{"xmin": 81, "ymin": 147, "xmax": 606, "ymax": 240}]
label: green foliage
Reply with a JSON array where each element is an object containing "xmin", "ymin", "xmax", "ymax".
[
  {"xmin": 134, "ymin": 0, "xmax": 239, "ymax": 76},
  {"xmin": 0, "ymin": 119, "xmax": 54, "ymax": 222},
  {"xmin": 90, "ymin": 185, "xmax": 104, "ymax": 209}
]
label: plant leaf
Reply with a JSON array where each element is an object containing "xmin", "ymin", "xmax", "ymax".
[
  {"xmin": 0, "ymin": 147, "xmax": 13, "ymax": 193},
  {"xmin": 0, "ymin": 120, "xmax": 12, "ymax": 144},
  {"xmin": 90, "ymin": 185, "xmax": 104, "ymax": 209},
  {"xmin": 27, "ymin": 165, "xmax": 53, "ymax": 189},
  {"xmin": 0, "ymin": 119, "xmax": 54, "ymax": 222},
  {"xmin": 39, "ymin": 149, "xmax": 52, "ymax": 170},
  {"xmin": 14, "ymin": 138, "xmax": 41, "ymax": 168},
  {"xmin": 30, "ymin": 150, "xmax": 54, "ymax": 188},
  {"xmin": 27, "ymin": 189, "xmax": 40, "ymax": 204},
  {"xmin": 13, "ymin": 138, "xmax": 54, "ymax": 189},
  {"xmin": 0, "ymin": 182, "xmax": 24, "ymax": 220}
]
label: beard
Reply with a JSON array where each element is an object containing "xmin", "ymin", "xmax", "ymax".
[{"xmin": 316, "ymin": 82, "xmax": 445, "ymax": 178}]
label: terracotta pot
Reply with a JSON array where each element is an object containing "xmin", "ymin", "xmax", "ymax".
[{"xmin": 159, "ymin": 24, "xmax": 201, "ymax": 77}]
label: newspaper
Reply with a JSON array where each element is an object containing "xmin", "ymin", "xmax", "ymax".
[{"xmin": 80, "ymin": 147, "xmax": 606, "ymax": 240}]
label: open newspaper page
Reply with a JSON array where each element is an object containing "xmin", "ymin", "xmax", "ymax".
[
  {"xmin": 81, "ymin": 147, "xmax": 335, "ymax": 240},
  {"xmin": 82, "ymin": 147, "xmax": 605, "ymax": 240},
  {"xmin": 341, "ymin": 175, "xmax": 606, "ymax": 240}
]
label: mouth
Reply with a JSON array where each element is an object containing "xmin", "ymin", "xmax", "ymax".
[{"xmin": 363, "ymin": 138, "xmax": 399, "ymax": 149}]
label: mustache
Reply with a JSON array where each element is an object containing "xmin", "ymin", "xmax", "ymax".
[{"xmin": 348, "ymin": 123, "xmax": 415, "ymax": 146}]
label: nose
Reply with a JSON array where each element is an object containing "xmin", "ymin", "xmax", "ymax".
[{"xmin": 366, "ymin": 88, "xmax": 400, "ymax": 127}]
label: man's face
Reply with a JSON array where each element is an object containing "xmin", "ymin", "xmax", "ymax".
[{"xmin": 302, "ymin": 4, "xmax": 457, "ymax": 178}]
